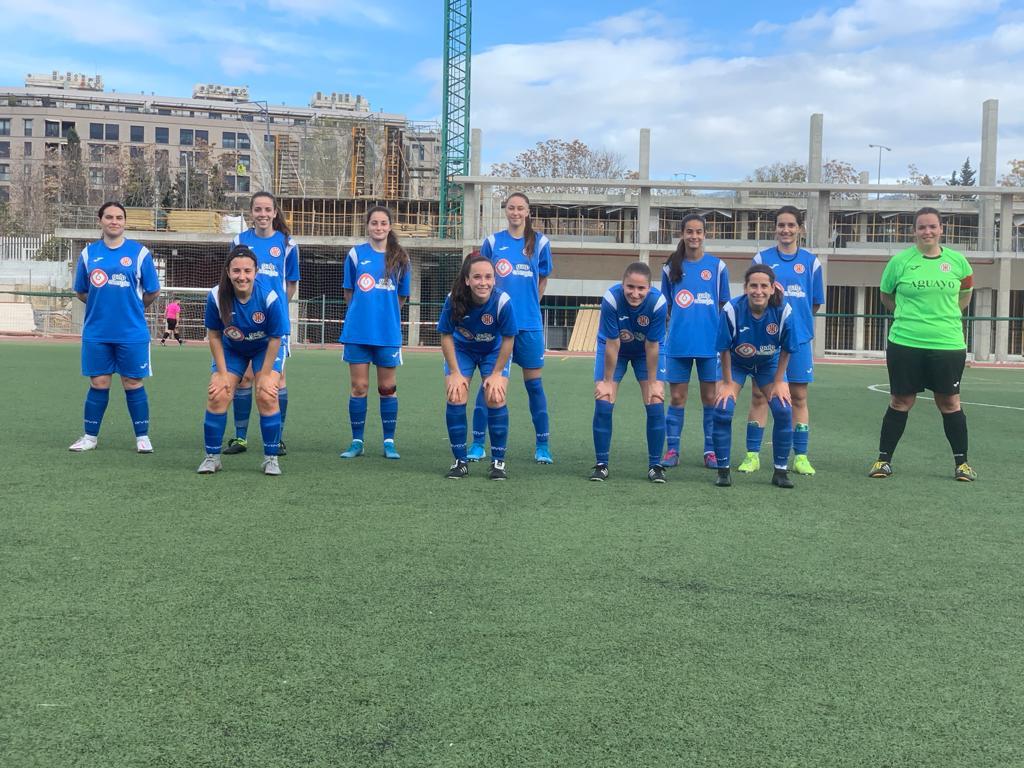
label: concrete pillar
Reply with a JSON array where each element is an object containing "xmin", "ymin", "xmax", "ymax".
[
  {"xmin": 857, "ymin": 213, "xmax": 869, "ymax": 242},
  {"xmin": 738, "ymin": 210, "xmax": 749, "ymax": 240},
  {"xmin": 807, "ymin": 113, "xmax": 823, "ymax": 248},
  {"xmin": 995, "ymin": 256, "xmax": 1012, "ymax": 361},
  {"xmin": 407, "ymin": 251, "xmax": 421, "ymax": 347},
  {"xmin": 972, "ymin": 288, "xmax": 993, "ymax": 361},
  {"xmin": 638, "ymin": 128, "xmax": 651, "ymax": 264},
  {"xmin": 462, "ymin": 128, "xmax": 482, "ymax": 255},
  {"xmin": 854, "ymin": 286, "xmax": 866, "ymax": 353},
  {"xmin": 979, "ymin": 99, "xmax": 998, "ymax": 252},
  {"xmin": 813, "ymin": 190, "xmax": 829, "ymax": 357},
  {"xmin": 999, "ymin": 192, "xmax": 1014, "ymax": 252}
]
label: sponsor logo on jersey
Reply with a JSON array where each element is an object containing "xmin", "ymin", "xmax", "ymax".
[
  {"xmin": 794, "ymin": 263, "xmax": 805, "ymax": 274},
  {"xmin": 252, "ymin": 312, "xmax": 265, "ymax": 324},
  {"xmin": 694, "ymin": 292, "xmax": 714, "ymax": 305},
  {"xmin": 910, "ymin": 279, "xmax": 959, "ymax": 290},
  {"xmin": 495, "ymin": 259, "xmax": 513, "ymax": 277},
  {"xmin": 481, "ymin": 313, "xmax": 494, "ymax": 326},
  {"xmin": 357, "ymin": 273, "xmax": 376, "ymax": 292},
  {"xmin": 120, "ymin": 257, "xmax": 133, "ymax": 267},
  {"xmin": 258, "ymin": 264, "xmax": 280, "ymax": 278},
  {"xmin": 675, "ymin": 289, "xmax": 694, "ymax": 309},
  {"xmin": 107, "ymin": 273, "xmax": 131, "ymax": 287},
  {"xmin": 89, "ymin": 269, "xmax": 108, "ymax": 288},
  {"xmin": 224, "ymin": 326, "xmax": 244, "ymax": 341},
  {"xmin": 700, "ymin": 269, "xmax": 712, "ymax": 281},
  {"xmin": 270, "ymin": 246, "xmax": 282, "ymax": 257},
  {"xmin": 637, "ymin": 315, "xmax": 650, "ymax": 327},
  {"xmin": 785, "ymin": 284, "xmax": 806, "ymax": 298},
  {"xmin": 940, "ymin": 262, "xmax": 951, "ymax": 273},
  {"xmin": 766, "ymin": 322, "xmax": 779, "ymax": 335},
  {"xmin": 619, "ymin": 330, "xmax": 635, "ymax": 342},
  {"xmin": 735, "ymin": 342, "xmax": 757, "ymax": 358},
  {"xmin": 458, "ymin": 327, "xmax": 475, "ymax": 340}
]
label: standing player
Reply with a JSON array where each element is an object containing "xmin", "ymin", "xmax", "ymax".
[
  {"xmin": 712, "ymin": 265, "xmax": 797, "ymax": 489},
  {"xmin": 161, "ymin": 297, "xmax": 183, "ymax": 346},
  {"xmin": 659, "ymin": 213, "xmax": 730, "ymax": 469},
  {"xmin": 69, "ymin": 201, "xmax": 160, "ymax": 453},
  {"xmin": 223, "ymin": 191, "xmax": 300, "ymax": 456},
  {"xmin": 339, "ymin": 206, "xmax": 411, "ymax": 460},
  {"xmin": 438, "ymin": 255, "xmax": 518, "ymax": 480},
  {"xmin": 198, "ymin": 246, "xmax": 288, "ymax": 476},
  {"xmin": 738, "ymin": 206, "xmax": 824, "ymax": 476},
  {"xmin": 869, "ymin": 207, "xmax": 976, "ymax": 481},
  {"xmin": 590, "ymin": 262, "xmax": 668, "ymax": 483},
  {"xmin": 467, "ymin": 192, "xmax": 553, "ymax": 464}
]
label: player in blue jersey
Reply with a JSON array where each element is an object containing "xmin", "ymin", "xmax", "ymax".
[
  {"xmin": 739, "ymin": 206, "xmax": 824, "ymax": 476},
  {"xmin": 467, "ymin": 192, "xmax": 554, "ymax": 464},
  {"xmin": 198, "ymin": 246, "xmax": 288, "ymax": 476},
  {"xmin": 69, "ymin": 202, "xmax": 161, "ymax": 454},
  {"xmin": 589, "ymin": 262, "xmax": 668, "ymax": 483},
  {"xmin": 339, "ymin": 206, "xmax": 411, "ymax": 460},
  {"xmin": 438, "ymin": 255, "xmax": 518, "ymax": 480},
  {"xmin": 712, "ymin": 265, "xmax": 798, "ymax": 489},
  {"xmin": 659, "ymin": 214, "xmax": 730, "ymax": 470},
  {"xmin": 223, "ymin": 191, "xmax": 300, "ymax": 457}
]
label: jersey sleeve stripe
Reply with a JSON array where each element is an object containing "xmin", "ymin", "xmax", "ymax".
[{"xmin": 602, "ymin": 288, "xmax": 617, "ymax": 309}]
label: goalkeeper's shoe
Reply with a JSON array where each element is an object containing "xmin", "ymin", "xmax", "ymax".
[
  {"xmin": 868, "ymin": 460, "xmax": 892, "ymax": 479},
  {"xmin": 954, "ymin": 462, "xmax": 977, "ymax": 482},
  {"xmin": 737, "ymin": 452, "xmax": 760, "ymax": 473}
]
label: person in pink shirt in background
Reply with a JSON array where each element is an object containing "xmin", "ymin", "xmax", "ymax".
[{"xmin": 161, "ymin": 298, "xmax": 183, "ymax": 346}]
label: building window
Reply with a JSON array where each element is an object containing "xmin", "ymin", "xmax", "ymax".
[
  {"xmin": 0, "ymin": 164, "xmax": 10, "ymax": 182},
  {"xmin": 89, "ymin": 144, "xmax": 104, "ymax": 162},
  {"xmin": 237, "ymin": 154, "xmax": 251, "ymax": 173},
  {"xmin": 0, "ymin": 187, "xmax": 9, "ymax": 202},
  {"xmin": 130, "ymin": 125, "xmax": 144, "ymax": 143},
  {"xmin": 105, "ymin": 124, "xmax": 119, "ymax": 141},
  {"xmin": 0, "ymin": 119, "xmax": 10, "ymax": 136},
  {"xmin": 222, "ymin": 131, "xmax": 236, "ymax": 149},
  {"xmin": 180, "ymin": 129, "xmax": 193, "ymax": 146},
  {"xmin": 155, "ymin": 127, "xmax": 169, "ymax": 144},
  {"xmin": 23, "ymin": 119, "xmax": 33, "ymax": 137},
  {"xmin": 209, "ymin": 112, "xmax": 222, "ymax": 120},
  {"xmin": 179, "ymin": 150, "xmax": 194, "ymax": 167},
  {"xmin": 195, "ymin": 129, "xmax": 209, "ymax": 145},
  {"xmin": 238, "ymin": 133, "xmax": 250, "ymax": 150},
  {"xmin": 62, "ymin": 122, "xmax": 76, "ymax": 138},
  {"xmin": 45, "ymin": 120, "xmax": 60, "ymax": 138},
  {"xmin": 130, "ymin": 146, "xmax": 145, "ymax": 159},
  {"xmin": 126, "ymin": 105, "xmax": 140, "ymax": 113},
  {"xmin": 24, "ymin": 141, "xmax": 31, "ymax": 157},
  {"xmin": 90, "ymin": 123, "xmax": 104, "ymax": 140},
  {"xmin": 155, "ymin": 149, "xmax": 169, "ymax": 167},
  {"xmin": 157, "ymin": 108, "xmax": 171, "ymax": 116},
  {"xmin": 0, "ymin": 142, "xmax": 9, "ymax": 159},
  {"xmin": 89, "ymin": 168, "xmax": 103, "ymax": 186}
]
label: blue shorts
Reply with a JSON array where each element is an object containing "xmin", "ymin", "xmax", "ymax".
[
  {"xmin": 512, "ymin": 330, "xmax": 545, "ymax": 369},
  {"xmin": 733, "ymin": 365, "xmax": 783, "ymax": 392},
  {"xmin": 786, "ymin": 340, "xmax": 814, "ymax": 383},
  {"xmin": 213, "ymin": 344, "xmax": 285, "ymax": 378},
  {"xmin": 343, "ymin": 343, "xmax": 404, "ymax": 367},
  {"xmin": 594, "ymin": 341, "xmax": 651, "ymax": 382},
  {"xmin": 81, "ymin": 341, "xmax": 152, "ymax": 378},
  {"xmin": 281, "ymin": 334, "xmax": 291, "ymax": 359},
  {"xmin": 444, "ymin": 348, "xmax": 512, "ymax": 379},
  {"xmin": 661, "ymin": 354, "xmax": 720, "ymax": 384}
]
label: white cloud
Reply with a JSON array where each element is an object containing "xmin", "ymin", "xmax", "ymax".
[
  {"xmin": 263, "ymin": 0, "xmax": 394, "ymax": 26},
  {"xmin": 992, "ymin": 22, "xmax": 1024, "ymax": 52}
]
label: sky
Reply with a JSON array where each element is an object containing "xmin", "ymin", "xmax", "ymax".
[{"xmin": 3, "ymin": 0, "xmax": 1024, "ymax": 183}]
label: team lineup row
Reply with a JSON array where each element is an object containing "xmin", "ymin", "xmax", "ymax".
[{"xmin": 68, "ymin": 195, "xmax": 978, "ymax": 484}]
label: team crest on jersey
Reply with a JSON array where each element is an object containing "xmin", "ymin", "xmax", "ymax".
[
  {"xmin": 224, "ymin": 326, "xmax": 244, "ymax": 341},
  {"xmin": 120, "ymin": 257, "xmax": 133, "ymax": 267},
  {"xmin": 270, "ymin": 246, "xmax": 282, "ymax": 257},
  {"xmin": 675, "ymin": 289, "xmax": 694, "ymax": 309},
  {"xmin": 735, "ymin": 343, "xmax": 757, "ymax": 358},
  {"xmin": 700, "ymin": 269, "xmax": 712, "ymax": 281},
  {"xmin": 766, "ymin": 322, "xmax": 779, "ymax": 335},
  {"xmin": 481, "ymin": 313, "xmax": 494, "ymax": 326},
  {"xmin": 252, "ymin": 312, "xmax": 266, "ymax": 324},
  {"xmin": 794, "ymin": 263, "xmax": 805, "ymax": 274},
  {"xmin": 637, "ymin": 315, "xmax": 650, "ymax": 327},
  {"xmin": 619, "ymin": 330, "xmax": 635, "ymax": 342},
  {"xmin": 89, "ymin": 269, "xmax": 108, "ymax": 288},
  {"xmin": 495, "ymin": 259, "xmax": 513, "ymax": 277},
  {"xmin": 357, "ymin": 273, "xmax": 376, "ymax": 292},
  {"xmin": 940, "ymin": 262, "xmax": 951, "ymax": 273}
]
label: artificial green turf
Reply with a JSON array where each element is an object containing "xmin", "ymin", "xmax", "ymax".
[{"xmin": 1, "ymin": 342, "xmax": 1022, "ymax": 767}]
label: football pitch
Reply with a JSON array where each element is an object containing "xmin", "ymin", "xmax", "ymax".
[{"xmin": 2, "ymin": 341, "xmax": 1022, "ymax": 767}]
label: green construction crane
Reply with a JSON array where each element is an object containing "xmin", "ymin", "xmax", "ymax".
[{"xmin": 439, "ymin": 0, "xmax": 471, "ymax": 239}]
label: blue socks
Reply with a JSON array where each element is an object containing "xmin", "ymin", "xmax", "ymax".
[
  {"xmin": 446, "ymin": 402, "xmax": 468, "ymax": 460},
  {"xmin": 525, "ymin": 378, "xmax": 549, "ymax": 445},
  {"xmin": 712, "ymin": 399, "xmax": 737, "ymax": 469},
  {"xmin": 487, "ymin": 405, "xmax": 508, "ymax": 461},
  {"xmin": 770, "ymin": 400, "xmax": 794, "ymax": 469},
  {"xmin": 793, "ymin": 422, "xmax": 809, "ymax": 455},
  {"xmin": 233, "ymin": 386, "xmax": 253, "ymax": 441},
  {"xmin": 349, "ymin": 395, "xmax": 367, "ymax": 441},
  {"xmin": 260, "ymin": 412, "xmax": 282, "ymax": 456},
  {"xmin": 646, "ymin": 403, "xmax": 666, "ymax": 468},
  {"xmin": 702, "ymin": 405, "xmax": 714, "ymax": 454},
  {"xmin": 746, "ymin": 421, "xmax": 765, "ymax": 452},
  {"xmin": 592, "ymin": 399, "xmax": 614, "ymax": 465},
  {"xmin": 380, "ymin": 396, "xmax": 398, "ymax": 442},
  {"xmin": 665, "ymin": 405, "xmax": 684, "ymax": 453},
  {"xmin": 83, "ymin": 386, "xmax": 110, "ymax": 437},
  {"xmin": 471, "ymin": 387, "xmax": 487, "ymax": 444},
  {"xmin": 277, "ymin": 387, "xmax": 288, "ymax": 431},
  {"xmin": 204, "ymin": 411, "xmax": 228, "ymax": 454},
  {"xmin": 124, "ymin": 387, "xmax": 149, "ymax": 437}
]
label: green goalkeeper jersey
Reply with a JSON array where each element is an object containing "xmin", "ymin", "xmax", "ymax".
[{"xmin": 880, "ymin": 245, "xmax": 972, "ymax": 350}]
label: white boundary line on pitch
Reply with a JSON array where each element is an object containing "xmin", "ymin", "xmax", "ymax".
[{"xmin": 868, "ymin": 383, "xmax": 1024, "ymax": 411}]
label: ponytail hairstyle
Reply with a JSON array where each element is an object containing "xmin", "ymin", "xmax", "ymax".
[
  {"xmin": 366, "ymin": 205, "xmax": 410, "ymax": 282},
  {"xmin": 744, "ymin": 263, "xmax": 783, "ymax": 308},
  {"xmin": 449, "ymin": 254, "xmax": 493, "ymax": 325},
  {"xmin": 505, "ymin": 192, "xmax": 535, "ymax": 257},
  {"xmin": 250, "ymin": 191, "xmax": 290, "ymax": 238},
  {"xmin": 218, "ymin": 245, "xmax": 258, "ymax": 327},
  {"xmin": 665, "ymin": 213, "xmax": 706, "ymax": 283}
]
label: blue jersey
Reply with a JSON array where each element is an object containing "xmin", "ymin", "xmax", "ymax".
[
  {"xmin": 480, "ymin": 229, "xmax": 552, "ymax": 331},
  {"xmin": 233, "ymin": 229, "xmax": 299, "ymax": 331},
  {"xmin": 205, "ymin": 277, "xmax": 288, "ymax": 356},
  {"xmin": 660, "ymin": 253, "xmax": 730, "ymax": 357},
  {"xmin": 74, "ymin": 239, "xmax": 160, "ymax": 343},
  {"xmin": 752, "ymin": 247, "xmax": 824, "ymax": 344},
  {"xmin": 437, "ymin": 290, "xmax": 518, "ymax": 358},
  {"xmin": 340, "ymin": 242, "xmax": 411, "ymax": 346},
  {"xmin": 717, "ymin": 296, "xmax": 799, "ymax": 374},
  {"xmin": 597, "ymin": 284, "xmax": 667, "ymax": 358}
]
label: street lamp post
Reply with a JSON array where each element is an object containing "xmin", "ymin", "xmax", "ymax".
[{"xmin": 868, "ymin": 143, "xmax": 891, "ymax": 199}]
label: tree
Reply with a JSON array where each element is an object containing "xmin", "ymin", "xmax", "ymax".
[
  {"xmin": 489, "ymin": 138, "xmax": 635, "ymax": 193},
  {"xmin": 61, "ymin": 127, "xmax": 88, "ymax": 206},
  {"xmin": 898, "ymin": 164, "xmax": 939, "ymax": 200},
  {"xmin": 746, "ymin": 158, "xmax": 863, "ymax": 198},
  {"xmin": 120, "ymin": 148, "xmax": 155, "ymax": 207},
  {"xmin": 948, "ymin": 156, "xmax": 976, "ymax": 200}
]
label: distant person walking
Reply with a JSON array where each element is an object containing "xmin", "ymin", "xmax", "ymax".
[{"xmin": 161, "ymin": 297, "xmax": 183, "ymax": 346}]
